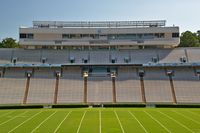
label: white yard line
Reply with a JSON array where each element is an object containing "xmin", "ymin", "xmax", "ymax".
[
  {"xmin": 144, "ymin": 111, "xmax": 171, "ymax": 133},
  {"xmin": 114, "ymin": 110, "xmax": 125, "ymax": 133},
  {"xmin": 53, "ymin": 111, "xmax": 72, "ymax": 133},
  {"xmin": 8, "ymin": 111, "xmax": 43, "ymax": 133},
  {"xmin": 157, "ymin": 110, "xmax": 194, "ymax": 133},
  {"xmin": 76, "ymin": 111, "xmax": 87, "ymax": 133},
  {"xmin": 0, "ymin": 111, "xmax": 28, "ymax": 126},
  {"xmin": 0, "ymin": 111, "xmax": 15, "ymax": 118},
  {"xmin": 30, "ymin": 111, "xmax": 57, "ymax": 133},
  {"xmin": 172, "ymin": 110, "xmax": 200, "ymax": 125},
  {"xmin": 99, "ymin": 110, "xmax": 102, "ymax": 133},
  {"xmin": 128, "ymin": 111, "xmax": 148, "ymax": 133}
]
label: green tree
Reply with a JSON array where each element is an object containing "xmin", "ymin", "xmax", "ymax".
[
  {"xmin": 0, "ymin": 41, "xmax": 2, "ymax": 48},
  {"xmin": 1, "ymin": 38, "xmax": 19, "ymax": 48},
  {"xmin": 197, "ymin": 30, "xmax": 200, "ymax": 43},
  {"xmin": 180, "ymin": 31, "xmax": 199, "ymax": 47}
]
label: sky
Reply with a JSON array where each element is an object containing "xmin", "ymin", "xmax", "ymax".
[{"xmin": 0, "ymin": 0, "xmax": 200, "ymax": 41}]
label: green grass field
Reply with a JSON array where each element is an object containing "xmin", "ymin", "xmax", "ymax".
[{"xmin": 0, "ymin": 108, "xmax": 200, "ymax": 133}]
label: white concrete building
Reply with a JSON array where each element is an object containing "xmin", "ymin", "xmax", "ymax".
[{"xmin": 19, "ymin": 20, "xmax": 180, "ymax": 49}]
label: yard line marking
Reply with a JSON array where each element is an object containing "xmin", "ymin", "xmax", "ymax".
[
  {"xmin": 8, "ymin": 111, "xmax": 43, "ymax": 133},
  {"xmin": 0, "ymin": 111, "xmax": 28, "ymax": 126},
  {"xmin": 128, "ymin": 111, "xmax": 148, "ymax": 133},
  {"xmin": 172, "ymin": 110, "xmax": 200, "ymax": 125},
  {"xmin": 53, "ymin": 111, "xmax": 72, "ymax": 133},
  {"xmin": 99, "ymin": 110, "xmax": 101, "ymax": 133},
  {"xmin": 144, "ymin": 111, "xmax": 171, "ymax": 133},
  {"xmin": 30, "ymin": 111, "xmax": 57, "ymax": 133},
  {"xmin": 114, "ymin": 110, "xmax": 125, "ymax": 133},
  {"xmin": 76, "ymin": 111, "xmax": 87, "ymax": 133},
  {"xmin": 0, "ymin": 111, "xmax": 15, "ymax": 118},
  {"xmin": 157, "ymin": 110, "xmax": 194, "ymax": 133}
]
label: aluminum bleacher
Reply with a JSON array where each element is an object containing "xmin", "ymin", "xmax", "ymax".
[
  {"xmin": 0, "ymin": 48, "xmax": 200, "ymax": 64},
  {"xmin": 0, "ymin": 68, "xmax": 26, "ymax": 104},
  {"xmin": 173, "ymin": 68, "xmax": 200, "ymax": 103},
  {"xmin": 0, "ymin": 49, "xmax": 12, "ymax": 64},
  {"xmin": 144, "ymin": 68, "xmax": 173, "ymax": 103},
  {"xmin": 116, "ymin": 68, "xmax": 142, "ymax": 102},
  {"xmin": 12, "ymin": 49, "xmax": 41, "ymax": 64},
  {"xmin": 57, "ymin": 67, "xmax": 84, "ymax": 103},
  {"xmin": 158, "ymin": 48, "xmax": 186, "ymax": 63},
  {"xmin": 27, "ymin": 68, "xmax": 56, "ymax": 104},
  {"xmin": 87, "ymin": 76, "xmax": 113, "ymax": 103},
  {"xmin": 0, "ymin": 48, "xmax": 200, "ymax": 105}
]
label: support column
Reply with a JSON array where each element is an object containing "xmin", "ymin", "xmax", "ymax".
[
  {"xmin": 169, "ymin": 76, "xmax": 177, "ymax": 104},
  {"xmin": 84, "ymin": 76, "xmax": 88, "ymax": 103},
  {"xmin": 23, "ymin": 74, "xmax": 31, "ymax": 104},
  {"xmin": 54, "ymin": 74, "xmax": 60, "ymax": 104},
  {"xmin": 140, "ymin": 77, "xmax": 146, "ymax": 103},
  {"xmin": 112, "ymin": 77, "xmax": 117, "ymax": 103}
]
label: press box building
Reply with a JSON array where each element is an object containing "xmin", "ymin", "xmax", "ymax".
[{"xmin": 19, "ymin": 20, "xmax": 180, "ymax": 49}]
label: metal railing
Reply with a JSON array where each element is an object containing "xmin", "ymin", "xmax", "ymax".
[{"xmin": 33, "ymin": 20, "xmax": 166, "ymax": 28}]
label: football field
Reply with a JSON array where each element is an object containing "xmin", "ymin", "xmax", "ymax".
[{"xmin": 0, "ymin": 108, "xmax": 200, "ymax": 133}]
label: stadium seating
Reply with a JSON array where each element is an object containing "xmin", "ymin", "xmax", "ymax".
[
  {"xmin": 12, "ymin": 49, "xmax": 41, "ymax": 64},
  {"xmin": 1, "ymin": 48, "xmax": 200, "ymax": 105},
  {"xmin": 87, "ymin": 77, "xmax": 113, "ymax": 103},
  {"xmin": 144, "ymin": 68, "xmax": 173, "ymax": 103},
  {"xmin": 57, "ymin": 68, "xmax": 84, "ymax": 103},
  {"xmin": 0, "ymin": 49, "xmax": 12, "ymax": 64},
  {"xmin": 158, "ymin": 48, "xmax": 186, "ymax": 63},
  {"xmin": 27, "ymin": 68, "xmax": 56, "ymax": 104},
  {"xmin": 1, "ymin": 48, "xmax": 200, "ymax": 64},
  {"xmin": 116, "ymin": 68, "xmax": 142, "ymax": 102},
  {"xmin": 187, "ymin": 48, "xmax": 200, "ymax": 63},
  {"xmin": 173, "ymin": 68, "xmax": 200, "ymax": 103},
  {"xmin": 0, "ymin": 68, "xmax": 26, "ymax": 104}
]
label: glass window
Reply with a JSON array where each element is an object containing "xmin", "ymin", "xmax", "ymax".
[
  {"xmin": 27, "ymin": 34, "xmax": 34, "ymax": 39},
  {"xmin": 62, "ymin": 34, "xmax": 70, "ymax": 38},
  {"xmin": 20, "ymin": 34, "xmax": 27, "ymax": 39},
  {"xmin": 172, "ymin": 33, "xmax": 179, "ymax": 38},
  {"xmin": 154, "ymin": 33, "xmax": 165, "ymax": 38}
]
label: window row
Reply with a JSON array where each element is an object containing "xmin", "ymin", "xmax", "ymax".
[{"xmin": 20, "ymin": 33, "xmax": 34, "ymax": 39}]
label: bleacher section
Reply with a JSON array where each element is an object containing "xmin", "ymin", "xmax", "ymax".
[
  {"xmin": 1, "ymin": 48, "xmax": 200, "ymax": 65},
  {"xmin": 87, "ymin": 77, "xmax": 113, "ymax": 103},
  {"xmin": 0, "ymin": 48, "xmax": 200, "ymax": 105},
  {"xmin": 0, "ymin": 67, "xmax": 199, "ymax": 104},
  {"xmin": 158, "ymin": 48, "xmax": 186, "ymax": 63},
  {"xmin": 57, "ymin": 68, "xmax": 84, "ymax": 103},
  {"xmin": 173, "ymin": 68, "xmax": 200, "ymax": 103},
  {"xmin": 0, "ymin": 49, "xmax": 12, "ymax": 64},
  {"xmin": 116, "ymin": 68, "xmax": 142, "ymax": 102},
  {"xmin": 27, "ymin": 68, "xmax": 56, "ymax": 104},
  {"xmin": 144, "ymin": 68, "xmax": 173, "ymax": 103},
  {"xmin": 12, "ymin": 49, "xmax": 41, "ymax": 64},
  {"xmin": 0, "ymin": 69, "xmax": 26, "ymax": 104}
]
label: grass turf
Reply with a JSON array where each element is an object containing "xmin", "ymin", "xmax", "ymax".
[{"xmin": 0, "ymin": 108, "xmax": 200, "ymax": 133}]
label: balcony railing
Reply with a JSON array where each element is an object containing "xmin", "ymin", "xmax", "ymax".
[{"xmin": 33, "ymin": 20, "xmax": 166, "ymax": 28}]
